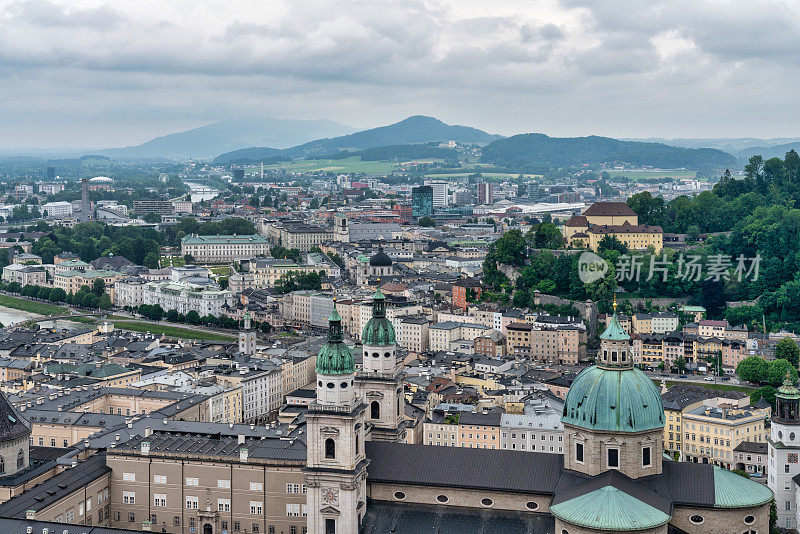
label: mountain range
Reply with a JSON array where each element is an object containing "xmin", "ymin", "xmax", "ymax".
[
  {"xmin": 213, "ymin": 115, "xmax": 502, "ymax": 164},
  {"xmin": 96, "ymin": 118, "xmax": 356, "ymax": 160}
]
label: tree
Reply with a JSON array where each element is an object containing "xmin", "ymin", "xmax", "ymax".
[
  {"xmin": 92, "ymin": 278, "xmax": 106, "ymax": 297},
  {"xmin": 418, "ymin": 216, "xmax": 436, "ymax": 227},
  {"xmin": 183, "ymin": 254, "xmax": 194, "ymax": 264},
  {"xmin": 775, "ymin": 337, "xmax": 800, "ymax": 368},
  {"xmin": 48, "ymin": 288, "xmax": 66, "ymax": 303},
  {"xmin": 767, "ymin": 359, "xmax": 798, "ymax": 387},
  {"xmin": 218, "ymin": 277, "xmax": 229, "ymax": 290},
  {"xmin": 736, "ymin": 356, "xmax": 768, "ymax": 384},
  {"xmin": 143, "ymin": 251, "xmax": 160, "ymax": 269},
  {"xmin": 142, "ymin": 213, "xmax": 162, "ymax": 223},
  {"xmin": 532, "ymin": 222, "xmax": 563, "ymax": 249},
  {"xmin": 98, "ymin": 294, "xmax": 112, "ymax": 310},
  {"xmin": 512, "ymin": 289, "xmax": 531, "ymax": 308},
  {"xmin": 676, "ymin": 356, "xmax": 687, "ymax": 373},
  {"xmin": 751, "ymin": 386, "xmax": 777, "ymax": 407},
  {"xmin": 186, "ymin": 310, "xmax": 201, "ymax": 325},
  {"xmin": 597, "ymin": 235, "xmax": 629, "ymax": 255}
]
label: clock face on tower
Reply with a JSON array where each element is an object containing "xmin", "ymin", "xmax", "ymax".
[{"xmin": 322, "ymin": 487, "xmax": 339, "ymax": 506}]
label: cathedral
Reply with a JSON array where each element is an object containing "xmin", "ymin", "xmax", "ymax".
[{"xmin": 307, "ymin": 296, "xmax": 774, "ymax": 533}]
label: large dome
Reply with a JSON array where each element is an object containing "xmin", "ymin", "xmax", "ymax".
[
  {"xmin": 562, "ymin": 366, "xmax": 664, "ymax": 433},
  {"xmin": 316, "ymin": 307, "xmax": 355, "ymax": 375},
  {"xmin": 369, "ymin": 245, "xmax": 392, "ymax": 267},
  {"xmin": 363, "ymin": 316, "xmax": 396, "ymax": 346}
]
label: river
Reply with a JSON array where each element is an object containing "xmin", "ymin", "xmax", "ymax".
[
  {"xmin": 185, "ymin": 181, "xmax": 220, "ymax": 203},
  {"xmin": 0, "ymin": 305, "xmax": 39, "ymax": 327}
]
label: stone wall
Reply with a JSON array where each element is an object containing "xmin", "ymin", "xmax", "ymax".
[
  {"xmin": 563, "ymin": 424, "xmax": 663, "ymax": 479},
  {"xmin": 368, "ymin": 481, "xmax": 552, "ymax": 514},
  {"xmin": 670, "ymin": 503, "xmax": 769, "ymax": 534}
]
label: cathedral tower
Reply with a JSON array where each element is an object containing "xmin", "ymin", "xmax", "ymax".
[
  {"xmin": 306, "ymin": 304, "xmax": 368, "ymax": 534},
  {"xmin": 355, "ymin": 288, "xmax": 405, "ymax": 441}
]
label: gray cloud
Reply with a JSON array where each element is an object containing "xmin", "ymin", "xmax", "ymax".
[{"xmin": 0, "ymin": 0, "xmax": 799, "ymax": 148}]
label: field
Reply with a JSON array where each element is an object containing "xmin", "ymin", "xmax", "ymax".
[
  {"xmin": 424, "ymin": 172, "xmax": 542, "ymax": 180},
  {"xmin": 255, "ymin": 156, "xmax": 401, "ymax": 174},
  {"xmin": 607, "ymin": 170, "xmax": 698, "ymax": 181},
  {"xmin": 0, "ymin": 294, "xmax": 67, "ymax": 316},
  {"xmin": 108, "ymin": 320, "xmax": 235, "ymax": 341}
]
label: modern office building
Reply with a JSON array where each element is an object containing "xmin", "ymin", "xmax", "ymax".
[{"xmin": 411, "ymin": 186, "xmax": 433, "ymax": 220}]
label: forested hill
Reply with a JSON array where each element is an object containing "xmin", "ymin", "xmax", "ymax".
[
  {"xmin": 480, "ymin": 133, "xmax": 737, "ymax": 170},
  {"xmin": 214, "ymin": 115, "xmax": 502, "ymax": 163}
]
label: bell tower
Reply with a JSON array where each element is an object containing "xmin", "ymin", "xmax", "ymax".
[
  {"xmin": 769, "ymin": 373, "xmax": 800, "ymax": 529},
  {"xmin": 306, "ymin": 303, "xmax": 368, "ymax": 534},
  {"xmin": 238, "ymin": 311, "xmax": 256, "ymax": 356},
  {"xmin": 355, "ymin": 288, "xmax": 405, "ymax": 441}
]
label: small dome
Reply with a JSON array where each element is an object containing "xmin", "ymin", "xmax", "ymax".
[
  {"xmin": 562, "ymin": 366, "xmax": 664, "ymax": 433},
  {"xmin": 369, "ymin": 245, "xmax": 392, "ymax": 267},
  {"xmin": 362, "ymin": 288, "xmax": 396, "ymax": 345},
  {"xmin": 316, "ymin": 306, "xmax": 355, "ymax": 375}
]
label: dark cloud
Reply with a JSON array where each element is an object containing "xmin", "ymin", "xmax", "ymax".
[{"xmin": 0, "ymin": 0, "xmax": 799, "ymax": 148}]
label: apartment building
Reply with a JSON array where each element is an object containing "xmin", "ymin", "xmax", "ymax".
[
  {"xmin": 428, "ymin": 321, "xmax": 490, "ymax": 352},
  {"xmin": 474, "ymin": 331, "xmax": 506, "ymax": 357},
  {"xmin": 458, "ymin": 412, "xmax": 501, "ymax": 450},
  {"xmin": 530, "ymin": 325, "xmax": 585, "ymax": 365},
  {"xmin": 397, "ymin": 316, "xmax": 430, "ymax": 352},
  {"xmin": 241, "ymin": 367, "xmax": 284, "ymax": 421},
  {"xmin": 632, "ymin": 312, "xmax": 679, "ymax": 335},
  {"xmin": 682, "ymin": 403, "xmax": 769, "ymax": 468},
  {"xmin": 113, "ymin": 277, "xmax": 148, "ymax": 308},
  {"xmin": 181, "ymin": 234, "xmax": 269, "ymax": 263},
  {"xmin": 2, "ymin": 264, "xmax": 46, "ymax": 286},
  {"xmin": 106, "ymin": 434, "xmax": 308, "ymax": 534},
  {"xmin": 506, "ymin": 322, "xmax": 532, "ymax": 358},
  {"xmin": 133, "ymin": 199, "xmax": 174, "ymax": 215},
  {"xmin": 54, "ymin": 269, "xmax": 124, "ymax": 295},
  {"xmin": 733, "ymin": 441, "xmax": 767, "ymax": 480},
  {"xmin": 241, "ymin": 258, "xmax": 327, "ymax": 288},
  {"xmin": 500, "ymin": 412, "xmax": 563, "ymax": 453}
]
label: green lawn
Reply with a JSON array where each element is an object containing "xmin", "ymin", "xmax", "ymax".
[
  {"xmin": 254, "ymin": 156, "xmax": 400, "ymax": 174},
  {"xmin": 0, "ymin": 294, "xmax": 67, "ymax": 316},
  {"xmin": 109, "ymin": 320, "xmax": 235, "ymax": 341},
  {"xmin": 655, "ymin": 379, "xmax": 755, "ymax": 393},
  {"xmin": 209, "ymin": 266, "xmax": 231, "ymax": 276},
  {"xmin": 160, "ymin": 255, "xmax": 185, "ymax": 268}
]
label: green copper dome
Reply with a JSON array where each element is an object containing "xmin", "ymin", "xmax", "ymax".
[
  {"xmin": 316, "ymin": 305, "xmax": 355, "ymax": 375},
  {"xmin": 362, "ymin": 288, "xmax": 396, "ymax": 346},
  {"xmin": 778, "ymin": 372, "xmax": 800, "ymax": 400},
  {"xmin": 562, "ymin": 365, "xmax": 664, "ymax": 432},
  {"xmin": 551, "ymin": 486, "xmax": 670, "ymax": 531},
  {"xmin": 600, "ymin": 312, "xmax": 630, "ymax": 341}
]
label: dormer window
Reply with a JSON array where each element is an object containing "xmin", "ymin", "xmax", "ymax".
[{"xmin": 611, "ymin": 351, "xmax": 618, "ymax": 362}]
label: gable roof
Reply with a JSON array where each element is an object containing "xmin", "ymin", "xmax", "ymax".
[{"xmin": 583, "ymin": 202, "xmax": 637, "ymax": 218}]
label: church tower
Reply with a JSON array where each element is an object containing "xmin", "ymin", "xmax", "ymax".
[
  {"xmin": 561, "ymin": 300, "xmax": 665, "ymax": 479},
  {"xmin": 306, "ymin": 304, "xmax": 368, "ymax": 534},
  {"xmin": 238, "ymin": 311, "xmax": 256, "ymax": 355},
  {"xmin": 769, "ymin": 373, "xmax": 800, "ymax": 530},
  {"xmin": 356, "ymin": 288, "xmax": 405, "ymax": 441}
]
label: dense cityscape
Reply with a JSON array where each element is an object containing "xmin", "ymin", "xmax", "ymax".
[{"xmin": 4, "ymin": 1, "xmax": 800, "ymax": 534}]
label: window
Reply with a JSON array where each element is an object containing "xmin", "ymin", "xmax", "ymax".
[
  {"xmin": 690, "ymin": 515, "xmax": 704, "ymax": 525},
  {"xmin": 436, "ymin": 495, "xmax": 449, "ymax": 503},
  {"xmin": 123, "ymin": 491, "xmax": 135, "ymax": 505},
  {"xmin": 250, "ymin": 482, "xmax": 263, "ymax": 491},
  {"xmin": 575, "ymin": 442, "xmax": 584, "ymax": 463},
  {"xmin": 287, "ymin": 483, "xmax": 301, "ymax": 494},
  {"xmin": 174, "ymin": 516, "xmax": 181, "ymax": 527},
  {"xmin": 325, "ymin": 519, "xmax": 336, "ymax": 534},
  {"xmin": 744, "ymin": 515, "xmax": 755, "ymax": 525},
  {"xmin": 186, "ymin": 477, "xmax": 199, "ymax": 486},
  {"xmin": 286, "ymin": 504, "xmax": 300, "ymax": 517},
  {"xmin": 17, "ymin": 449, "xmax": 24, "ymax": 468},
  {"xmin": 154, "ymin": 494, "xmax": 166, "ymax": 507},
  {"xmin": 233, "ymin": 522, "xmax": 240, "ymax": 531},
  {"xmin": 123, "ymin": 472, "xmax": 135, "ymax": 481},
  {"xmin": 371, "ymin": 401, "xmax": 380, "ymax": 419},
  {"xmin": 642, "ymin": 446, "xmax": 652, "ymax": 467},
  {"xmin": 526, "ymin": 501, "xmax": 539, "ymax": 511},
  {"xmin": 607, "ymin": 448, "xmax": 619, "ymax": 468},
  {"xmin": 251, "ymin": 501, "xmax": 263, "ymax": 515},
  {"xmin": 186, "ymin": 496, "xmax": 199, "ymax": 509},
  {"xmin": 150, "ymin": 514, "xmax": 157, "ymax": 524},
  {"xmin": 219, "ymin": 499, "xmax": 231, "ymax": 512},
  {"xmin": 394, "ymin": 491, "xmax": 406, "ymax": 500},
  {"xmin": 252, "ymin": 523, "xmax": 260, "ymax": 533},
  {"xmin": 0, "ymin": 458, "xmax": 4, "ymax": 474},
  {"xmin": 218, "ymin": 479, "xmax": 231, "ymax": 488},
  {"xmin": 154, "ymin": 474, "xmax": 167, "ymax": 484},
  {"xmin": 481, "ymin": 498, "xmax": 493, "ymax": 507},
  {"xmin": 325, "ymin": 438, "xmax": 336, "ymax": 459}
]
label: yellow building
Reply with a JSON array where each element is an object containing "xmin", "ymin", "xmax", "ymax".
[
  {"xmin": 682, "ymin": 402, "xmax": 769, "ymax": 468},
  {"xmin": 564, "ymin": 201, "xmax": 663, "ymax": 252}
]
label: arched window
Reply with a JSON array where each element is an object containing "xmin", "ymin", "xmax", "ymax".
[
  {"xmin": 355, "ymin": 433, "xmax": 360, "ymax": 455},
  {"xmin": 17, "ymin": 449, "xmax": 24, "ymax": 469},
  {"xmin": 371, "ymin": 401, "xmax": 380, "ymax": 420},
  {"xmin": 0, "ymin": 457, "xmax": 5, "ymax": 474},
  {"xmin": 325, "ymin": 438, "xmax": 335, "ymax": 459}
]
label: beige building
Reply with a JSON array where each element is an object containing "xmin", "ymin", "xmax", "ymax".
[
  {"xmin": 682, "ymin": 402, "xmax": 769, "ymax": 468},
  {"xmin": 397, "ymin": 316, "xmax": 430, "ymax": 352},
  {"xmin": 530, "ymin": 326, "xmax": 585, "ymax": 365},
  {"xmin": 564, "ymin": 201, "xmax": 663, "ymax": 252},
  {"xmin": 181, "ymin": 234, "xmax": 270, "ymax": 263},
  {"xmin": 54, "ymin": 269, "xmax": 123, "ymax": 295}
]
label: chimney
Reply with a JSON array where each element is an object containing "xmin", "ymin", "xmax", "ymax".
[
  {"xmin": 25, "ymin": 510, "xmax": 36, "ymax": 520},
  {"xmin": 145, "ymin": 427, "xmax": 152, "ymax": 437},
  {"xmin": 238, "ymin": 434, "xmax": 245, "ymax": 445},
  {"xmin": 239, "ymin": 447, "xmax": 248, "ymax": 462},
  {"xmin": 141, "ymin": 441, "xmax": 150, "ymax": 455}
]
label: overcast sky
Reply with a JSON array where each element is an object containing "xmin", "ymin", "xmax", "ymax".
[{"xmin": 2, "ymin": 0, "xmax": 800, "ymax": 149}]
